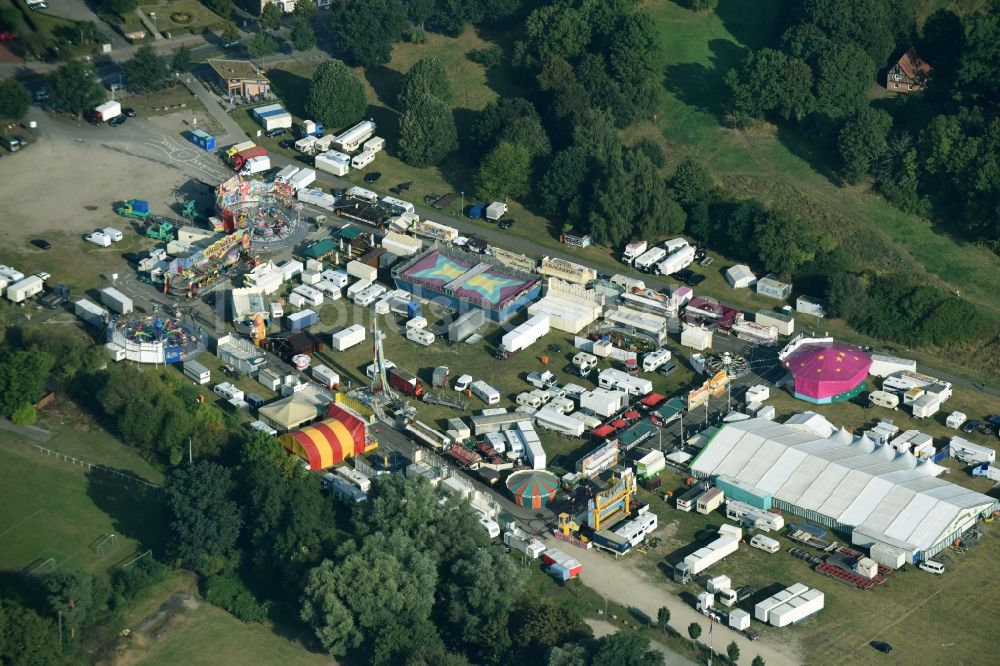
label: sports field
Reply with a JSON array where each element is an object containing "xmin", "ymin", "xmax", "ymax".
[{"xmin": 0, "ymin": 427, "xmax": 165, "ymax": 577}]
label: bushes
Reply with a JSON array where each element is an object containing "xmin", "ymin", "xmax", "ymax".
[{"xmin": 203, "ymin": 573, "xmax": 270, "ymax": 623}]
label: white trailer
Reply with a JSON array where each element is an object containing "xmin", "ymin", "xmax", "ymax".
[
  {"xmin": 523, "ymin": 436, "xmax": 547, "ymax": 470},
  {"xmin": 350, "ymin": 149, "xmax": 376, "ymax": 169},
  {"xmin": 274, "ymin": 164, "xmax": 300, "ymax": 184},
  {"xmin": 287, "ymin": 168, "xmax": 317, "ymax": 191},
  {"xmin": 182, "ymin": 359, "xmax": 210, "ymax": 385},
  {"xmin": 335, "ymin": 466, "xmax": 371, "ymax": 493},
  {"xmin": 346, "ymin": 260, "xmax": 377, "ymax": 282},
  {"xmin": 868, "ymin": 353, "xmax": 917, "ymax": 378},
  {"xmin": 346, "ymin": 186, "xmax": 379, "ymax": 203},
  {"xmin": 380, "ymin": 196, "xmax": 416, "ymax": 216},
  {"xmin": 470, "ymin": 380, "xmax": 500, "ymax": 405},
  {"xmin": 755, "ymin": 584, "xmax": 824, "ymax": 627},
  {"xmin": 655, "ymin": 244, "xmax": 696, "ymax": 276},
  {"xmin": 948, "ymin": 437, "xmax": 996, "ymax": 464},
  {"xmin": 674, "ymin": 528, "xmax": 740, "ymax": 582},
  {"xmin": 100, "ymin": 287, "xmax": 133, "ymax": 314},
  {"xmin": 330, "ymin": 324, "xmax": 365, "ymax": 351},
  {"xmin": 297, "ymin": 187, "xmax": 338, "ymax": 210},
  {"xmin": 5, "ymin": 275, "xmax": 44, "ymax": 303},
  {"xmin": 486, "ymin": 202, "xmax": 507, "ymax": 220},
  {"xmin": 74, "ymin": 298, "xmax": 106, "ymax": 327},
  {"xmin": 504, "ymin": 528, "xmax": 546, "ymax": 558},
  {"xmin": 622, "ymin": 240, "xmax": 648, "ymax": 263},
  {"xmin": 725, "ymin": 500, "xmax": 784, "ymax": 532},
  {"xmin": 406, "ymin": 328, "xmax": 436, "ymax": 346},
  {"xmin": 314, "ymin": 150, "xmax": 351, "ymax": 176},
  {"xmin": 633, "ymin": 247, "xmax": 667, "ymax": 272},
  {"xmin": 312, "ymin": 364, "xmax": 340, "ymax": 389},
  {"xmin": 362, "ymin": 136, "xmax": 385, "ymax": 153},
  {"xmin": 501, "ymin": 314, "xmax": 550, "ymax": 353},
  {"xmin": 579, "ymin": 388, "xmax": 627, "ymax": 418},
  {"xmin": 596, "ymin": 368, "xmax": 653, "ymax": 396},
  {"xmin": 642, "ymin": 348, "xmax": 672, "ymax": 372},
  {"xmin": 333, "ymin": 120, "xmax": 376, "ymax": 152},
  {"xmin": 533, "ymin": 406, "xmax": 585, "ymax": 437}
]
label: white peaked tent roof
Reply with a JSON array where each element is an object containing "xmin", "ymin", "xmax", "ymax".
[{"xmin": 691, "ymin": 418, "xmax": 997, "ymax": 553}]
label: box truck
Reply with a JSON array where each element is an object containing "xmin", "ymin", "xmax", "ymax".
[
  {"xmin": 93, "ymin": 100, "xmax": 122, "ymax": 122},
  {"xmin": 388, "ymin": 366, "xmax": 424, "ymax": 397},
  {"xmin": 240, "ymin": 155, "xmax": 271, "ymax": 176},
  {"xmin": 673, "ymin": 527, "xmax": 741, "ymax": 583}
]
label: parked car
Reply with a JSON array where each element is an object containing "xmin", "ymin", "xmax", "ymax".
[
  {"xmin": 657, "ymin": 362, "xmax": 677, "ymax": 377},
  {"xmin": 498, "ymin": 219, "xmax": 515, "ymax": 230},
  {"xmin": 961, "ymin": 420, "xmax": 981, "ymax": 434},
  {"xmin": 123, "ymin": 107, "xmax": 136, "ymax": 117},
  {"xmin": 424, "ymin": 193, "xmax": 444, "ymax": 204},
  {"xmin": 453, "ymin": 374, "xmax": 473, "ymax": 392},
  {"xmin": 870, "ymin": 641, "xmax": 893, "ymax": 654},
  {"xmin": 265, "ymin": 127, "xmax": 286, "ymax": 138},
  {"xmin": 31, "ymin": 239, "xmax": 51, "ymax": 250},
  {"xmin": 279, "ymin": 138, "xmax": 295, "ymax": 149},
  {"xmin": 363, "ymin": 171, "xmax": 382, "ymax": 184},
  {"xmin": 109, "ymin": 115, "xmax": 126, "ymax": 127}
]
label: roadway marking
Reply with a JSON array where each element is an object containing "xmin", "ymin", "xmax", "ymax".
[{"xmin": 142, "ymin": 135, "xmax": 229, "ymax": 180}]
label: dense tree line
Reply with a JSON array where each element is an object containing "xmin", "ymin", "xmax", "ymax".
[{"xmin": 724, "ymin": 0, "xmax": 1000, "ymax": 251}]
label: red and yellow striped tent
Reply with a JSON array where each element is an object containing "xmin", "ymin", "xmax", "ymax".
[{"xmin": 281, "ymin": 405, "xmax": 367, "ymax": 470}]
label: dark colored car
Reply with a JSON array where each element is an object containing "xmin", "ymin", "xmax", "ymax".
[
  {"xmin": 396, "ymin": 181, "xmax": 412, "ymax": 191},
  {"xmin": 424, "ymin": 193, "xmax": 444, "ymax": 204},
  {"xmin": 961, "ymin": 420, "xmax": 981, "ymax": 434},
  {"xmin": 110, "ymin": 115, "xmax": 126, "ymax": 127},
  {"xmin": 363, "ymin": 171, "xmax": 382, "ymax": 183},
  {"xmin": 265, "ymin": 127, "xmax": 286, "ymax": 138},
  {"xmin": 498, "ymin": 219, "xmax": 515, "ymax": 230},
  {"xmin": 279, "ymin": 138, "xmax": 295, "ymax": 149},
  {"xmin": 657, "ymin": 362, "xmax": 677, "ymax": 377},
  {"xmin": 31, "ymin": 239, "xmax": 51, "ymax": 250},
  {"xmin": 871, "ymin": 641, "xmax": 893, "ymax": 654},
  {"xmin": 123, "ymin": 107, "xmax": 136, "ymax": 117}
]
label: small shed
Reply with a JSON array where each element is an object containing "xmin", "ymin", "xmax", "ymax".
[
  {"xmin": 756, "ymin": 274, "xmax": 792, "ymax": 300},
  {"xmin": 725, "ymin": 265, "xmax": 757, "ymax": 289},
  {"xmin": 681, "ymin": 326, "xmax": 712, "ymax": 350},
  {"xmin": 432, "ymin": 366, "xmax": 450, "ymax": 388}
]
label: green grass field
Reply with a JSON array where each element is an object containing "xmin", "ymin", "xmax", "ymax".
[
  {"xmin": 634, "ymin": 465, "xmax": 1000, "ymax": 665},
  {"xmin": 135, "ymin": 603, "xmax": 331, "ymax": 666},
  {"xmin": 0, "ymin": 427, "xmax": 164, "ymax": 577}
]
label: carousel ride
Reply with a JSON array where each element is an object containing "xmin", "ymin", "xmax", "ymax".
[{"xmin": 215, "ymin": 175, "xmax": 308, "ymax": 251}]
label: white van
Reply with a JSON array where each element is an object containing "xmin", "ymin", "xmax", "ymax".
[
  {"xmin": 102, "ymin": 227, "xmax": 124, "ymax": 242},
  {"xmin": 85, "ymin": 231, "xmax": 111, "ymax": 247},
  {"xmin": 918, "ymin": 560, "xmax": 945, "ymax": 575},
  {"xmin": 750, "ymin": 534, "xmax": 780, "ymax": 553}
]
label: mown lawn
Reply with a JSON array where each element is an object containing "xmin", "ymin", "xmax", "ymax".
[{"xmin": 0, "ymin": 427, "xmax": 164, "ymax": 576}]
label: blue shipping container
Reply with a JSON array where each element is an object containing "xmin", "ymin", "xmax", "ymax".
[
  {"xmin": 287, "ymin": 310, "xmax": 319, "ymax": 331},
  {"xmin": 715, "ymin": 475, "xmax": 773, "ymax": 510},
  {"xmin": 190, "ymin": 129, "xmax": 216, "ymax": 151},
  {"xmin": 406, "ymin": 301, "xmax": 422, "ymax": 319}
]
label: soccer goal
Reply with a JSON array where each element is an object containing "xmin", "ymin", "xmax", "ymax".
[{"xmin": 91, "ymin": 533, "xmax": 119, "ymax": 557}]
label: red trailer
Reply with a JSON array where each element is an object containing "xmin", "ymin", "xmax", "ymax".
[
  {"xmin": 231, "ymin": 146, "xmax": 268, "ymax": 171},
  {"xmin": 388, "ymin": 366, "xmax": 424, "ymax": 397}
]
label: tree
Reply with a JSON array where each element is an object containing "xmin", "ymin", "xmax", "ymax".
[
  {"xmin": 164, "ymin": 461, "xmax": 242, "ymax": 574},
  {"xmin": 683, "ymin": 0, "xmax": 719, "ymax": 11},
  {"xmin": 538, "ymin": 147, "xmax": 591, "ymax": 229},
  {"xmin": 671, "ymin": 158, "xmax": 715, "ymax": 207},
  {"xmin": 752, "ymin": 657, "xmax": 766, "ymax": 666},
  {"xmin": 688, "ymin": 622, "xmax": 702, "ymax": 641},
  {"xmin": 572, "ymin": 107, "xmax": 621, "ymax": 165},
  {"xmin": 221, "ymin": 22, "xmax": 241, "ymax": 44},
  {"xmin": 103, "ymin": 0, "xmax": 137, "ymax": 14},
  {"xmin": 397, "ymin": 56, "xmax": 452, "ymax": 111},
  {"xmin": 125, "ymin": 44, "xmax": 168, "ymax": 92},
  {"xmin": 608, "ymin": 12, "xmax": 663, "ymax": 86},
  {"xmin": 753, "ymin": 210, "xmax": 821, "ymax": 275},
  {"xmin": 171, "ymin": 45, "xmax": 193, "ymax": 73},
  {"xmin": 0, "ymin": 4, "xmax": 21, "ymax": 32},
  {"xmin": 475, "ymin": 141, "xmax": 531, "ymax": 201},
  {"xmin": 593, "ymin": 632, "xmax": 662, "ymax": 666},
  {"xmin": 825, "ymin": 272, "xmax": 869, "ymax": 322},
  {"xmin": 294, "ymin": 0, "xmax": 317, "ymax": 21},
  {"xmin": 300, "ymin": 561, "xmax": 361, "ymax": 656},
  {"xmin": 204, "ymin": 0, "xmax": 234, "ymax": 18},
  {"xmin": 523, "ymin": 4, "xmax": 591, "ymax": 64},
  {"xmin": 290, "ymin": 19, "xmax": 316, "ymax": 51},
  {"xmin": 838, "ymin": 107, "xmax": 892, "ymax": 184},
  {"xmin": 259, "ymin": 2, "xmax": 282, "ymax": 31},
  {"xmin": 727, "ymin": 640, "xmax": 741, "ymax": 663},
  {"xmin": 306, "ymin": 59, "xmax": 367, "ymax": 130},
  {"xmin": 470, "ymin": 97, "xmax": 549, "ymax": 158},
  {"xmin": 48, "ymin": 59, "xmax": 105, "ymax": 117},
  {"xmin": 800, "ymin": 0, "xmax": 895, "ymax": 65},
  {"xmin": 0, "ymin": 603, "xmax": 61, "ymax": 666},
  {"xmin": 44, "ymin": 571, "xmax": 109, "ymax": 638},
  {"xmin": 511, "ymin": 595, "xmax": 591, "ymax": 655},
  {"xmin": 657, "ymin": 605, "xmax": 671, "ymax": 631},
  {"xmin": 0, "ymin": 349, "xmax": 54, "ymax": 419},
  {"xmin": 813, "ymin": 42, "xmax": 875, "ymax": 120},
  {"xmin": 406, "ymin": 0, "xmax": 435, "ymax": 28},
  {"xmin": 0, "ymin": 79, "xmax": 31, "ymax": 122},
  {"xmin": 546, "ymin": 643, "xmax": 589, "ymax": 666},
  {"xmin": 398, "ymin": 94, "xmax": 457, "ymax": 167},
  {"xmin": 241, "ymin": 430, "xmax": 285, "ymax": 465},
  {"xmin": 442, "ymin": 548, "xmax": 525, "ymax": 658},
  {"xmin": 327, "ymin": 0, "xmax": 407, "ymax": 67},
  {"xmin": 957, "ymin": 12, "xmax": 1000, "ymax": 106},
  {"xmin": 725, "ymin": 49, "xmax": 813, "ymax": 123},
  {"xmin": 247, "ymin": 32, "xmax": 278, "ymax": 59}
]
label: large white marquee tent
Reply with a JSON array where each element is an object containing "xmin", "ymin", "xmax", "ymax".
[{"xmin": 691, "ymin": 418, "xmax": 996, "ymax": 561}]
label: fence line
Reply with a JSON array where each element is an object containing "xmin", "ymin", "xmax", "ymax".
[{"xmin": 33, "ymin": 445, "xmax": 160, "ymax": 489}]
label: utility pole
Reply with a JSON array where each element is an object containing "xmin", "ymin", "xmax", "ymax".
[{"xmin": 188, "ymin": 437, "xmax": 192, "ymax": 464}]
